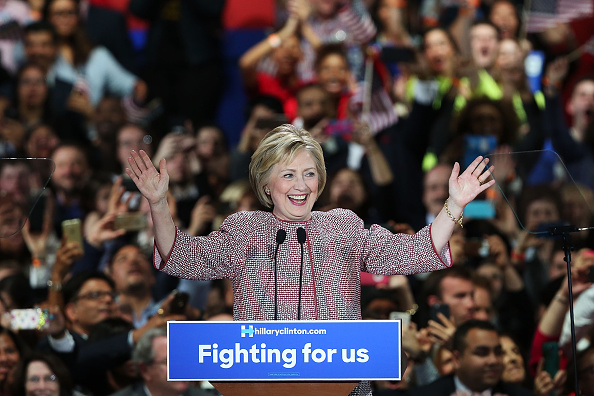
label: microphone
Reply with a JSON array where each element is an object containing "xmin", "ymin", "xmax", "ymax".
[
  {"xmin": 274, "ymin": 229, "xmax": 286, "ymax": 320},
  {"xmin": 296, "ymin": 227, "xmax": 306, "ymax": 320}
]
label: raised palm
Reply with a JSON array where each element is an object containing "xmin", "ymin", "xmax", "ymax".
[
  {"xmin": 448, "ymin": 156, "xmax": 495, "ymax": 209},
  {"xmin": 126, "ymin": 150, "xmax": 169, "ymax": 205}
]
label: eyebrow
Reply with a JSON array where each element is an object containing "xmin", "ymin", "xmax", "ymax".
[{"xmin": 280, "ymin": 167, "xmax": 316, "ymax": 172}]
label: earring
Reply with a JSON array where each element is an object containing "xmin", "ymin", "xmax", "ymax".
[{"xmin": 265, "ymin": 188, "xmax": 271, "ymax": 195}]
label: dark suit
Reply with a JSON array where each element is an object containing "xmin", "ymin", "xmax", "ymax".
[
  {"xmin": 38, "ymin": 330, "xmax": 134, "ymax": 395},
  {"xmin": 109, "ymin": 381, "xmax": 218, "ymax": 396},
  {"xmin": 408, "ymin": 374, "xmax": 533, "ymax": 396}
]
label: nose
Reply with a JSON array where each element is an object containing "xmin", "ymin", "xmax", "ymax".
[{"xmin": 294, "ymin": 175, "xmax": 308, "ymax": 191}]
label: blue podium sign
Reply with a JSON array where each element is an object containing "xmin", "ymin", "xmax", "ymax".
[{"xmin": 167, "ymin": 320, "xmax": 401, "ymax": 381}]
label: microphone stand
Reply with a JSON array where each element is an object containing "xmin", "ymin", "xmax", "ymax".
[{"xmin": 547, "ymin": 224, "xmax": 593, "ymax": 395}]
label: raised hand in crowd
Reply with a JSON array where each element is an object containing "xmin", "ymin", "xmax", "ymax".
[
  {"xmin": 308, "ymin": 118, "xmax": 330, "ymax": 145},
  {"xmin": 427, "ymin": 312, "xmax": 456, "ymax": 349},
  {"xmin": 21, "ymin": 194, "xmax": 55, "ymax": 261},
  {"xmin": 50, "ymin": 239, "xmax": 83, "ymax": 289},
  {"xmin": 543, "ymin": 57, "xmax": 569, "ymax": 97},
  {"xmin": 38, "ymin": 304, "xmax": 67, "ymax": 340},
  {"xmin": 352, "ymin": 121, "xmax": 394, "ymax": 186},
  {"xmin": 287, "ymin": 0, "xmax": 311, "ymax": 22},
  {"xmin": 534, "ymin": 358, "xmax": 566, "ymax": 396},
  {"xmin": 86, "ymin": 213, "xmax": 126, "ymax": 249},
  {"xmin": 106, "ymin": 177, "xmax": 131, "ymax": 216},
  {"xmin": 187, "ymin": 195, "xmax": 217, "ymax": 236},
  {"xmin": 66, "ymin": 89, "xmax": 94, "ymax": 119},
  {"xmin": 402, "ymin": 322, "xmax": 429, "ymax": 364},
  {"xmin": 511, "ymin": 229, "xmax": 544, "ymax": 267},
  {"xmin": 152, "ymin": 132, "xmax": 197, "ymax": 168}
]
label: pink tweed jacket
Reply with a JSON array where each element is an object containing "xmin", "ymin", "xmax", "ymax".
[{"xmin": 154, "ymin": 208, "xmax": 451, "ymax": 321}]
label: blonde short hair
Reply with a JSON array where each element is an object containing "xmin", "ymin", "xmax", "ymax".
[{"xmin": 249, "ymin": 124, "xmax": 326, "ymax": 209}]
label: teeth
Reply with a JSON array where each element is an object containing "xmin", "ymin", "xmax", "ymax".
[{"xmin": 288, "ymin": 195, "xmax": 306, "ymax": 200}]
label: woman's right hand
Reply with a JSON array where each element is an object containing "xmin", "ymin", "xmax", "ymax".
[{"xmin": 126, "ymin": 150, "xmax": 169, "ymax": 206}]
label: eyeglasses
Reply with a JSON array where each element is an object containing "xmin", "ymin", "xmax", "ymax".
[
  {"xmin": 150, "ymin": 360, "xmax": 168, "ymax": 367},
  {"xmin": 74, "ymin": 291, "xmax": 116, "ymax": 302},
  {"xmin": 27, "ymin": 374, "xmax": 57, "ymax": 383}
]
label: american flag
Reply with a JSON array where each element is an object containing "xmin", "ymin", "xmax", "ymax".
[{"xmin": 525, "ymin": 0, "xmax": 593, "ymax": 33}]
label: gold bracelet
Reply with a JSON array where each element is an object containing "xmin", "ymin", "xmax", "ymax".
[{"xmin": 444, "ymin": 199, "xmax": 463, "ymax": 228}]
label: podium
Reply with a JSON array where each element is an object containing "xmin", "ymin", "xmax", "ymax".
[
  {"xmin": 168, "ymin": 320, "xmax": 403, "ymax": 394},
  {"xmin": 210, "ymin": 381, "xmax": 358, "ymax": 395}
]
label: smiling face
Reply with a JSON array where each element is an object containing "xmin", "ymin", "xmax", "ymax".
[
  {"xmin": 272, "ymin": 35, "xmax": 302, "ymax": 76},
  {"xmin": 0, "ymin": 333, "xmax": 19, "ymax": 384},
  {"xmin": 48, "ymin": 0, "xmax": 78, "ymax": 38},
  {"xmin": 266, "ymin": 149, "xmax": 319, "ymax": 222},
  {"xmin": 25, "ymin": 360, "xmax": 60, "ymax": 396},
  {"xmin": 489, "ymin": 1, "xmax": 519, "ymax": 40},
  {"xmin": 317, "ymin": 53, "xmax": 349, "ymax": 97},
  {"xmin": 455, "ymin": 328, "xmax": 504, "ymax": 392},
  {"xmin": 500, "ymin": 336, "xmax": 525, "ymax": 384}
]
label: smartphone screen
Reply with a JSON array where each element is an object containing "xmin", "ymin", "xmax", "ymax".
[
  {"xmin": 61, "ymin": 219, "xmax": 84, "ymax": 252},
  {"xmin": 463, "ymin": 200, "xmax": 495, "ymax": 220},
  {"xmin": 463, "ymin": 135, "xmax": 497, "ymax": 169}
]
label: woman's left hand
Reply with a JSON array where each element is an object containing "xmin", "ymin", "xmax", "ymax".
[{"xmin": 448, "ymin": 156, "xmax": 495, "ymax": 211}]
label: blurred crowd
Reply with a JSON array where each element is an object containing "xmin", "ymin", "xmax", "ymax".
[{"xmin": 0, "ymin": 0, "xmax": 593, "ymax": 395}]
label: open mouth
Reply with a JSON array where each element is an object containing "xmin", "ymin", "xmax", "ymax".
[{"xmin": 288, "ymin": 194, "xmax": 307, "ymax": 205}]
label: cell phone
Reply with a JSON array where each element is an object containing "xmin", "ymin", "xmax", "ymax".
[
  {"xmin": 114, "ymin": 212, "xmax": 147, "ymax": 232},
  {"xmin": 429, "ymin": 303, "xmax": 450, "ymax": 324},
  {"xmin": 463, "ymin": 135, "xmax": 497, "ymax": 169},
  {"xmin": 542, "ymin": 342, "xmax": 559, "ymax": 378},
  {"xmin": 464, "ymin": 238, "xmax": 490, "ymax": 258},
  {"xmin": 10, "ymin": 308, "xmax": 49, "ymax": 330},
  {"xmin": 170, "ymin": 291, "xmax": 189, "ymax": 315},
  {"xmin": 61, "ymin": 219, "xmax": 84, "ymax": 252},
  {"xmin": 254, "ymin": 115, "xmax": 288, "ymax": 130},
  {"xmin": 463, "ymin": 200, "xmax": 496, "ymax": 220},
  {"xmin": 29, "ymin": 194, "xmax": 46, "ymax": 233},
  {"xmin": 381, "ymin": 47, "xmax": 416, "ymax": 63},
  {"xmin": 389, "ymin": 311, "xmax": 411, "ymax": 328},
  {"xmin": 323, "ymin": 120, "xmax": 354, "ymax": 137},
  {"xmin": 121, "ymin": 177, "xmax": 139, "ymax": 193}
]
